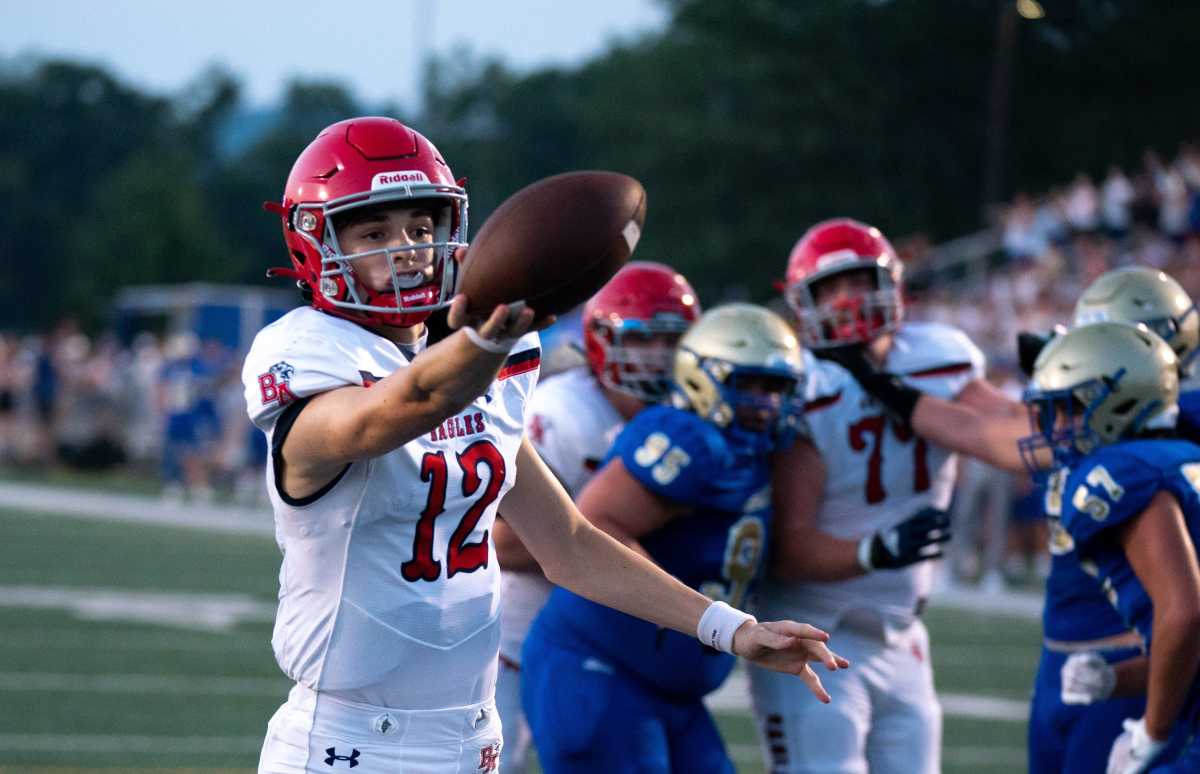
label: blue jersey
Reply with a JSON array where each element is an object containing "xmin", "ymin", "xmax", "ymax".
[
  {"xmin": 1057, "ymin": 439, "xmax": 1200, "ymax": 763},
  {"xmin": 530, "ymin": 404, "xmax": 773, "ymax": 699},
  {"xmin": 1043, "ymin": 389, "xmax": 1200, "ymax": 642},
  {"xmin": 1059, "ymin": 439, "xmax": 1200, "ymax": 646},
  {"xmin": 1041, "ymin": 465, "xmax": 1133, "ymax": 642}
]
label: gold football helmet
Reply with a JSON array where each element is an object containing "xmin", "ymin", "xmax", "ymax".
[
  {"xmin": 672, "ymin": 303, "xmax": 806, "ymax": 449},
  {"xmin": 1073, "ymin": 266, "xmax": 1199, "ymax": 374},
  {"xmin": 1020, "ymin": 321, "xmax": 1179, "ymax": 471}
]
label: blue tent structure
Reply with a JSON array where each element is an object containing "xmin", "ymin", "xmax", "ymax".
[{"xmin": 113, "ymin": 284, "xmax": 297, "ymax": 352}]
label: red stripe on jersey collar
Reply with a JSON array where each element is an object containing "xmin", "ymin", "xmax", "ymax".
[
  {"xmin": 498, "ymin": 347, "xmax": 541, "ymax": 380},
  {"xmin": 905, "ymin": 362, "xmax": 973, "ymax": 378},
  {"xmin": 804, "ymin": 391, "xmax": 842, "ymax": 413}
]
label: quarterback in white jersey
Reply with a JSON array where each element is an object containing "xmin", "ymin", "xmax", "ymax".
[
  {"xmin": 750, "ymin": 219, "xmax": 988, "ymax": 774},
  {"xmin": 493, "ymin": 261, "xmax": 700, "ymax": 772},
  {"xmin": 249, "ymin": 117, "xmax": 847, "ymax": 774}
]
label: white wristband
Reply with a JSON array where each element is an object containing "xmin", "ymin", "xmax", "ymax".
[
  {"xmin": 697, "ymin": 600, "xmax": 756, "ymax": 654},
  {"xmin": 856, "ymin": 535, "xmax": 875, "ymax": 572},
  {"xmin": 462, "ymin": 325, "xmax": 516, "ymax": 354}
]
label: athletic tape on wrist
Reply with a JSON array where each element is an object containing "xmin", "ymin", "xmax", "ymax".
[
  {"xmin": 462, "ymin": 325, "xmax": 516, "ymax": 354},
  {"xmin": 697, "ymin": 600, "xmax": 755, "ymax": 654}
]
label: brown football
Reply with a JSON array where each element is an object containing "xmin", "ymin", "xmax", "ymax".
[{"xmin": 457, "ymin": 171, "xmax": 646, "ymax": 318}]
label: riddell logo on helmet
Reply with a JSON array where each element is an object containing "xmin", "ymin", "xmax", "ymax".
[
  {"xmin": 371, "ymin": 170, "xmax": 431, "ymax": 190},
  {"xmin": 815, "ymin": 249, "xmax": 863, "ymax": 270}
]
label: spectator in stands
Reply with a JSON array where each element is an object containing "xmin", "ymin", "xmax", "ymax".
[
  {"xmin": 1063, "ymin": 173, "xmax": 1100, "ymax": 234},
  {"xmin": 1003, "ymin": 192, "xmax": 1047, "ymax": 260},
  {"xmin": 1101, "ymin": 165, "xmax": 1135, "ymax": 239}
]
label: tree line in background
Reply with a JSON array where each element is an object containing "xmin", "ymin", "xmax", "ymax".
[{"xmin": 2, "ymin": 0, "xmax": 1198, "ymax": 330}]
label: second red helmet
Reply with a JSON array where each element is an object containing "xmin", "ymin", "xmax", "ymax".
[
  {"xmin": 784, "ymin": 217, "xmax": 904, "ymax": 348},
  {"xmin": 583, "ymin": 262, "xmax": 701, "ymax": 402}
]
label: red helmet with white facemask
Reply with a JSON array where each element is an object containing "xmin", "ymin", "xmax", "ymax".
[
  {"xmin": 784, "ymin": 217, "xmax": 904, "ymax": 348},
  {"xmin": 266, "ymin": 117, "xmax": 467, "ymax": 328},
  {"xmin": 583, "ymin": 262, "xmax": 701, "ymax": 403}
]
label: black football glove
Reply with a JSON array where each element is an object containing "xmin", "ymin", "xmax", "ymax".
[
  {"xmin": 815, "ymin": 345, "xmax": 923, "ymax": 428},
  {"xmin": 1017, "ymin": 330, "xmax": 1054, "ymax": 379},
  {"xmin": 857, "ymin": 507, "xmax": 952, "ymax": 571}
]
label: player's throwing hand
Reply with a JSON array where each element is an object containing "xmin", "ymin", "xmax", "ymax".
[{"xmin": 733, "ymin": 620, "xmax": 850, "ymax": 703}]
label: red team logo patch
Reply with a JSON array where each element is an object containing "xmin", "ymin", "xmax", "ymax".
[
  {"xmin": 258, "ymin": 361, "xmax": 296, "ymax": 406},
  {"xmin": 478, "ymin": 742, "xmax": 501, "ymax": 771}
]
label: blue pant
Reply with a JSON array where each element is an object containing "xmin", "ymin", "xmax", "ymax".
[
  {"xmin": 1029, "ymin": 646, "xmax": 1146, "ymax": 774},
  {"xmin": 521, "ymin": 635, "xmax": 733, "ymax": 774}
]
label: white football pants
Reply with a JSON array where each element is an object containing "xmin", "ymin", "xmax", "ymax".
[
  {"xmin": 258, "ymin": 683, "xmax": 504, "ymax": 773},
  {"xmin": 749, "ymin": 619, "xmax": 941, "ymax": 774}
]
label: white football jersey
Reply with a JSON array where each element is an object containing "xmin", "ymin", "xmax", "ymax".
[
  {"xmin": 499, "ymin": 367, "xmax": 624, "ymax": 662},
  {"xmin": 242, "ymin": 306, "xmax": 540, "ymax": 710},
  {"xmin": 757, "ymin": 322, "xmax": 985, "ymax": 636}
]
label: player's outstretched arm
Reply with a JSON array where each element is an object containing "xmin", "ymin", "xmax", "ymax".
[
  {"xmin": 503, "ymin": 437, "xmax": 849, "ymax": 700},
  {"xmin": 492, "ymin": 516, "xmax": 541, "ymax": 572},
  {"xmin": 909, "ymin": 392, "xmax": 1032, "ymax": 473},
  {"xmin": 1119, "ymin": 490, "xmax": 1200, "ymax": 743},
  {"xmin": 820, "ymin": 345, "xmax": 1034, "ymax": 472},
  {"xmin": 280, "ymin": 297, "xmax": 535, "ymax": 492}
]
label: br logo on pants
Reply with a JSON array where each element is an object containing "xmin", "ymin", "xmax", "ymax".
[
  {"xmin": 478, "ymin": 742, "xmax": 501, "ymax": 772},
  {"xmin": 324, "ymin": 747, "xmax": 360, "ymax": 768}
]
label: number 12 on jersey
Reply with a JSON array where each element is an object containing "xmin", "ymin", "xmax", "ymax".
[{"xmin": 402, "ymin": 440, "xmax": 505, "ymax": 582}]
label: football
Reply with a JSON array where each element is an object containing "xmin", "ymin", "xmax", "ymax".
[{"xmin": 457, "ymin": 171, "xmax": 646, "ymax": 318}]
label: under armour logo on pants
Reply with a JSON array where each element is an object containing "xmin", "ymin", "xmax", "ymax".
[{"xmin": 324, "ymin": 747, "xmax": 360, "ymax": 768}]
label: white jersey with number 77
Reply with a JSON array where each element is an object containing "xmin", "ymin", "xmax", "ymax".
[{"xmin": 757, "ymin": 321, "xmax": 985, "ymax": 635}]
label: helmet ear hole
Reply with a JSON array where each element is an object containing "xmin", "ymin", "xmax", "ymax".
[{"xmin": 1111, "ymin": 398, "xmax": 1137, "ymax": 416}]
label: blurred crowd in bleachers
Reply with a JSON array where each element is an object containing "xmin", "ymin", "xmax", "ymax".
[
  {"xmin": 912, "ymin": 143, "xmax": 1200, "ymax": 367},
  {"xmin": 2, "ymin": 142, "xmax": 1199, "ymax": 588},
  {"xmin": 0, "ymin": 323, "xmax": 265, "ymax": 503}
]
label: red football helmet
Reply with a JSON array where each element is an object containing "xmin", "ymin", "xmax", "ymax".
[
  {"xmin": 784, "ymin": 217, "xmax": 904, "ymax": 348},
  {"xmin": 583, "ymin": 262, "xmax": 701, "ymax": 402},
  {"xmin": 266, "ymin": 116, "xmax": 467, "ymax": 328}
]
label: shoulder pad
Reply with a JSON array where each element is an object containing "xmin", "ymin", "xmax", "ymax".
[
  {"xmin": 892, "ymin": 322, "xmax": 987, "ymax": 380},
  {"xmin": 241, "ymin": 310, "xmax": 366, "ymax": 432},
  {"xmin": 611, "ymin": 405, "xmax": 728, "ymax": 502},
  {"xmin": 1060, "ymin": 444, "xmax": 1164, "ymax": 548}
]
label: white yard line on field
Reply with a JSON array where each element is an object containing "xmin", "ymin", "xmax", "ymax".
[
  {"xmin": 0, "ymin": 585, "xmax": 275, "ymax": 631},
  {"xmin": 0, "ymin": 481, "xmax": 273, "ymax": 535},
  {"xmin": 2, "ymin": 666, "xmax": 1029, "ymax": 722},
  {"xmin": 724, "ymin": 743, "xmax": 1026, "ymax": 767},
  {"xmin": 706, "ymin": 668, "xmax": 1029, "ymax": 721},
  {"xmin": 0, "ymin": 671, "xmax": 288, "ymax": 696},
  {"xmin": 0, "ymin": 734, "xmax": 265, "ymax": 753}
]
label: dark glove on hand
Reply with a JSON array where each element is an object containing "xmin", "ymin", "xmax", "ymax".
[
  {"xmin": 815, "ymin": 345, "xmax": 922, "ymax": 427},
  {"xmin": 1017, "ymin": 330, "xmax": 1056, "ymax": 379},
  {"xmin": 857, "ymin": 507, "xmax": 952, "ymax": 571}
]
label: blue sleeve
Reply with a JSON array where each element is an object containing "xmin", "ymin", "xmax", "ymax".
[
  {"xmin": 609, "ymin": 405, "xmax": 726, "ymax": 505},
  {"xmin": 1060, "ymin": 445, "xmax": 1163, "ymax": 548}
]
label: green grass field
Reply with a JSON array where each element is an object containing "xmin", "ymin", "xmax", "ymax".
[{"xmin": 0, "ymin": 504, "xmax": 1038, "ymax": 772}]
